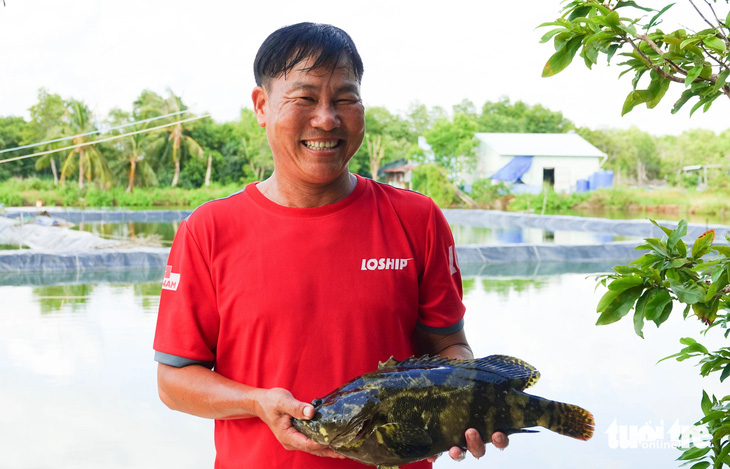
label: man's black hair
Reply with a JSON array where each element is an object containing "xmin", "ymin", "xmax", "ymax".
[{"xmin": 254, "ymin": 22, "xmax": 364, "ymax": 88}]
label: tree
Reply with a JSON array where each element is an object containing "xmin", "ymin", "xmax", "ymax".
[
  {"xmin": 411, "ymin": 163, "xmax": 458, "ymax": 207},
  {"xmin": 423, "ymin": 112, "xmax": 478, "ymax": 183},
  {"xmin": 134, "ymin": 89, "xmax": 204, "ymax": 187},
  {"xmin": 351, "ymin": 106, "xmax": 418, "ymax": 178},
  {"xmin": 478, "ymin": 97, "xmax": 574, "ymax": 133},
  {"xmin": 56, "ymin": 100, "xmax": 110, "ymax": 188},
  {"xmin": 238, "ymin": 109, "xmax": 273, "ymax": 183},
  {"xmin": 577, "ymin": 126, "xmax": 660, "ymax": 184},
  {"xmin": 365, "ymin": 134, "xmax": 385, "ymax": 182},
  {"xmin": 657, "ymin": 129, "xmax": 728, "ymax": 186},
  {"xmin": 0, "ymin": 116, "xmax": 32, "ymax": 181},
  {"xmin": 104, "ymin": 108, "xmax": 158, "ymax": 192},
  {"xmin": 26, "ymin": 88, "xmax": 67, "ymax": 184},
  {"xmin": 540, "ymin": 0, "xmax": 730, "ymax": 115}
]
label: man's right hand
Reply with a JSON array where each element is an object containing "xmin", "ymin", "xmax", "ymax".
[
  {"xmin": 253, "ymin": 387, "xmax": 344, "ymax": 459},
  {"xmin": 158, "ymin": 364, "xmax": 343, "ymax": 459}
]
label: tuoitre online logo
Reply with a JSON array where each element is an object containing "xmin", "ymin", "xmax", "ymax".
[
  {"xmin": 606, "ymin": 419, "xmax": 711, "ymax": 450},
  {"xmin": 360, "ymin": 258, "xmax": 412, "ymax": 271}
]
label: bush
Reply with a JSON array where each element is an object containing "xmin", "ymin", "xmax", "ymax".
[
  {"xmin": 411, "ymin": 164, "xmax": 458, "ymax": 207},
  {"xmin": 470, "ymin": 179, "xmax": 510, "ymax": 206},
  {"xmin": 508, "ymin": 186, "xmax": 591, "ymax": 213}
]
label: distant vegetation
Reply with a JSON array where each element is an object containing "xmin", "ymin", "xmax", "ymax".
[{"xmin": 0, "ymin": 88, "xmax": 729, "ymax": 213}]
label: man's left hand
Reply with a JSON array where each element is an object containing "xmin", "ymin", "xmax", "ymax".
[{"xmin": 427, "ymin": 429, "xmax": 508, "ymax": 463}]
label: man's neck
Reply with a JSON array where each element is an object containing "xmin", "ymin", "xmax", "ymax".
[{"xmin": 256, "ymin": 172, "xmax": 357, "ymax": 208}]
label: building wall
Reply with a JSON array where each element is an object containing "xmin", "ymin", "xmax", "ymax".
[
  {"xmin": 522, "ymin": 155, "xmax": 601, "ymax": 192},
  {"xmin": 472, "ymin": 142, "xmax": 601, "ymax": 192}
]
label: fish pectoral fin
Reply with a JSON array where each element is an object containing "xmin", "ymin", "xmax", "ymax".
[
  {"xmin": 374, "ymin": 423, "xmax": 433, "ymax": 459},
  {"xmin": 377, "ymin": 466, "xmax": 400, "ymax": 469}
]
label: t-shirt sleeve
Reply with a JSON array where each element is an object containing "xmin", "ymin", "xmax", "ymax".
[
  {"xmin": 153, "ymin": 219, "xmax": 219, "ymax": 369},
  {"xmin": 416, "ymin": 200, "xmax": 466, "ymax": 334}
]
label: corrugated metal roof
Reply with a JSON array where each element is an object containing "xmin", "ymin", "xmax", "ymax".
[{"xmin": 476, "ymin": 133, "xmax": 606, "ymax": 158}]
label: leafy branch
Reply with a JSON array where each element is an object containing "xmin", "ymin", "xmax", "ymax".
[
  {"xmin": 540, "ymin": 0, "xmax": 730, "ymax": 115},
  {"xmin": 594, "ymin": 219, "xmax": 730, "ymax": 467}
]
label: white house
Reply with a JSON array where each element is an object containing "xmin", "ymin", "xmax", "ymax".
[{"xmin": 466, "ymin": 133, "xmax": 607, "ymax": 193}]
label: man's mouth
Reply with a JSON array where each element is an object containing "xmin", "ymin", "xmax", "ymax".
[{"xmin": 303, "ymin": 140, "xmax": 340, "ymax": 150}]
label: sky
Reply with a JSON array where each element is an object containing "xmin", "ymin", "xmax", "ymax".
[{"xmin": 1, "ymin": 0, "xmax": 728, "ymax": 137}]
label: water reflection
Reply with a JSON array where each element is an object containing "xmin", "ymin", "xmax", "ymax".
[
  {"xmin": 1, "ymin": 273, "xmax": 725, "ymax": 469},
  {"xmin": 450, "ymin": 224, "xmax": 632, "ymax": 245},
  {"xmin": 480, "ymin": 277, "xmax": 549, "ymax": 298},
  {"xmin": 0, "ymin": 282, "xmax": 214, "ymax": 469},
  {"xmin": 33, "ymin": 284, "xmax": 93, "ymax": 314},
  {"xmin": 71, "ymin": 221, "xmax": 179, "ymax": 245}
]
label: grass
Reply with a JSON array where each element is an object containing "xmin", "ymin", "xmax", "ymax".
[
  {"xmin": 505, "ymin": 186, "xmax": 730, "ymax": 219},
  {"xmin": 0, "ymin": 177, "xmax": 243, "ymax": 209},
  {"xmin": 2, "ymin": 177, "xmax": 728, "ymax": 221}
]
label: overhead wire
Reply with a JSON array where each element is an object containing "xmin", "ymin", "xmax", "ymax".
[
  {"xmin": 0, "ymin": 115, "xmax": 210, "ymax": 165},
  {"xmin": 0, "ymin": 110, "xmax": 189, "ymax": 155}
]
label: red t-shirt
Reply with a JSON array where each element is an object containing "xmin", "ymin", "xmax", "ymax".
[{"xmin": 154, "ymin": 176, "xmax": 465, "ymax": 468}]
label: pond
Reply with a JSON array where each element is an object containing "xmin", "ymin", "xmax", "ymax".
[
  {"xmin": 64, "ymin": 221, "xmax": 633, "ymax": 246},
  {"xmin": 70, "ymin": 221, "xmax": 178, "ymax": 246},
  {"xmin": 1, "ymin": 271, "xmax": 724, "ymax": 469},
  {"xmin": 449, "ymin": 224, "xmax": 635, "ymax": 245}
]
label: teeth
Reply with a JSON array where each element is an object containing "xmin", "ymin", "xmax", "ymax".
[{"xmin": 304, "ymin": 140, "xmax": 339, "ymax": 150}]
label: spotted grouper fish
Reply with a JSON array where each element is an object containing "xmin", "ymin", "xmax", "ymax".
[{"xmin": 292, "ymin": 355, "xmax": 594, "ymax": 468}]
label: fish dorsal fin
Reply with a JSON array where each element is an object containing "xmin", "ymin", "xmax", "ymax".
[
  {"xmin": 378, "ymin": 355, "xmax": 457, "ymax": 370},
  {"xmin": 378, "ymin": 355, "xmax": 540, "ymax": 390},
  {"xmin": 475, "ymin": 355, "xmax": 541, "ymax": 390}
]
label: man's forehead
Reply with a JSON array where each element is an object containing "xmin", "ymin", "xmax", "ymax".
[
  {"xmin": 268, "ymin": 52, "xmax": 355, "ymax": 78},
  {"xmin": 272, "ymin": 59, "xmax": 360, "ymax": 89}
]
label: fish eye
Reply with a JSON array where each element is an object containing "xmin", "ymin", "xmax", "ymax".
[{"xmin": 311, "ymin": 398, "xmax": 323, "ymax": 407}]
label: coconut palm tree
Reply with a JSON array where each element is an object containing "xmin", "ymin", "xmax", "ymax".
[
  {"xmin": 105, "ymin": 108, "xmax": 158, "ymax": 192},
  {"xmin": 135, "ymin": 89, "xmax": 204, "ymax": 187},
  {"xmin": 56, "ymin": 100, "xmax": 110, "ymax": 188}
]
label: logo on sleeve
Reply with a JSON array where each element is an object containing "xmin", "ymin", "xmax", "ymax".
[
  {"xmin": 448, "ymin": 245, "xmax": 459, "ymax": 275},
  {"xmin": 162, "ymin": 265, "xmax": 181, "ymax": 291}
]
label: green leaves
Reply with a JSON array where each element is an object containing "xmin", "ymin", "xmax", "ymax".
[
  {"xmin": 542, "ymin": 36, "xmax": 583, "ymax": 77},
  {"xmin": 597, "ymin": 286, "xmax": 645, "ymax": 325},
  {"xmin": 702, "ymin": 36, "xmax": 727, "ymax": 54},
  {"xmin": 667, "ymin": 278, "xmax": 705, "ymax": 304},
  {"xmin": 692, "ymin": 230, "xmax": 715, "ymax": 258},
  {"xmin": 540, "ymin": 0, "xmax": 730, "ymax": 116}
]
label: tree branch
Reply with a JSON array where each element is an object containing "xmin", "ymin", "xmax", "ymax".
[
  {"xmin": 689, "ymin": 0, "xmax": 717, "ymax": 31},
  {"xmin": 701, "ymin": 0, "xmax": 728, "ymax": 40},
  {"xmin": 636, "ymin": 34, "xmax": 688, "ymax": 77}
]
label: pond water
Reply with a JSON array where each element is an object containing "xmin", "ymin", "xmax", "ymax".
[
  {"xmin": 65, "ymin": 221, "xmax": 633, "ymax": 246},
  {"xmin": 449, "ymin": 224, "xmax": 635, "ymax": 245},
  {"xmin": 70, "ymin": 221, "xmax": 178, "ymax": 246},
  {"xmin": 1, "ymin": 271, "xmax": 724, "ymax": 469}
]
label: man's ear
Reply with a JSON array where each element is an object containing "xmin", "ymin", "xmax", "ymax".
[{"xmin": 251, "ymin": 86, "xmax": 268, "ymax": 127}]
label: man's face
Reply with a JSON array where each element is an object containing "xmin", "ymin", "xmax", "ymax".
[{"xmin": 252, "ymin": 57, "xmax": 365, "ymax": 187}]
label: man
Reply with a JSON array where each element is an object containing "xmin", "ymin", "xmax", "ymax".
[{"xmin": 154, "ymin": 22, "xmax": 507, "ymax": 468}]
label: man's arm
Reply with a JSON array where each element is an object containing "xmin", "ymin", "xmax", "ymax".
[
  {"xmin": 157, "ymin": 363, "xmax": 343, "ymax": 458},
  {"xmin": 416, "ymin": 328, "xmax": 510, "ymax": 461}
]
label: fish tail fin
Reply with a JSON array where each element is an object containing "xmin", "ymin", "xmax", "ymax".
[{"xmin": 536, "ymin": 399, "xmax": 595, "ymax": 441}]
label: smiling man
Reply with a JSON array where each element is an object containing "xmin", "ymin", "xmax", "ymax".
[{"xmin": 153, "ymin": 22, "xmax": 507, "ymax": 469}]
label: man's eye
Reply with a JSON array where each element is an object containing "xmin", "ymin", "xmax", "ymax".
[{"xmin": 298, "ymin": 96, "xmax": 315, "ymax": 102}]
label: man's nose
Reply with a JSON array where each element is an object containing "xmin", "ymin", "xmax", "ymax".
[{"xmin": 310, "ymin": 102, "xmax": 341, "ymax": 131}]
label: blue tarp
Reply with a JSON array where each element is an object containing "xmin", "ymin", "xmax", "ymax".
[{"xmin": 490, "ymin": 156, "xmax": 533, "ymax": 183}]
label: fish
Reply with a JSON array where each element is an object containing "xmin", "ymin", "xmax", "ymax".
[{"xmin": 292, "ymin": 355, "xmax": 594, "ymax": 469}]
